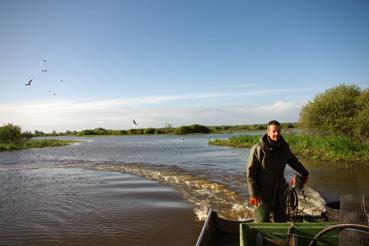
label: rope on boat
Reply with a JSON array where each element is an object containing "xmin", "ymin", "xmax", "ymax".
[
  {"xmin": 362, "ymin": 195, "xmax": 369, "ymax": 224},
  {"xmin": 285, "ymin": 186, "xmax": 306, "ymax": 222},
  {"xmin": 308, "ymin": 224, "xmax": 369, "ymax": 246}
]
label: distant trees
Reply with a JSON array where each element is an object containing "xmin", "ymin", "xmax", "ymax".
[
  {"xmin": 175, "ymin": 124, "xmax": 211, "ymax": 134},
  {"xmin": 144, "ymin": 128, "xmax": 156, "ymax": 134},
  {"xmin": 93, "ymin": 128, "xmax": 108, "ymax": 135},
  {"xmin": 1, "ymin": 122, "xmax": 297, "ymax": 139},
  {"xmin": 34, "ymin": 130, "xmax": 45, "ymax": 136},
  {"xmin": 299, "ymin": 84, "xmax": 369, "ymax": 141},
  {"xmin": 70, "ymin": 124, "xmax": 212, "ymax": 136},
  {"xmin": 77, "ymin": 129, "xmax": 95, "ymax": 136},
  {"xmin": 0, "ymin": 123, "xmax": 34, "ymax": 144},
  {"xmin": 209, "ymin": 123, "xmax": 295, "ymax": 133}
]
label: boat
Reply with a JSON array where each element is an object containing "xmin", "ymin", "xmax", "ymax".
[
  {"xmin": 196, "ymin": 208, "xmax": 339, "ymax": 246},
  {"xmin": 196, "ymin": 195, "xmax": 369, "ymax": 246}
]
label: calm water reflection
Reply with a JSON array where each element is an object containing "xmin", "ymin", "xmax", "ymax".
[{"xmin": 0, "ymin": 168, "xmax": 199, "ymax": 246}]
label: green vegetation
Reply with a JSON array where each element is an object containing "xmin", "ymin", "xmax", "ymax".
[
  {"xmin": 209, "ymin": 135, "xmax": 260, "ymax": 148},
  {"xmin": 4, "ymin": 122, "xmax": 289, "ymax": 139},
  {"xmin": 0, "ymin": 139, "xmax": 76, "ymax": 152},
  {"xmin": 0, "ymin": 123, "xmax": 76, "ymax": 152},
  {"xmin": 300, "ymin": 84, "xmax": 369, "ymax": 141},
  {"xmin": 0, "ymin": 124, "xmax": 24, "ymax": 144},
  {"xmin": 31, "ymin": 123, "xmax": 296, "ymax": 137},
  {"xmin": 210, "ymin": 84, "xmax": 369, "ymax": 163},
  {"xmin": 175, "ymin": 124, "xmax": 211, "ymax": 134},
  {"xmin": 209, "ymin": 123, "xmax": 296, "ymax": 133},
  {"xmin": 3, "ymin": 84, "xmax": 368, "ymax": 162},
  {"xmin": 209, "ymin": 134, "xmax": 369, "ymax": 162},
  {"xmin": 74, "ymin": 124, "xmax": 211, "ymax": 136}
]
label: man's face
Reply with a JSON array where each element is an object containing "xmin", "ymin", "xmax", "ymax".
[{"xmin": 267, "ymin": 124, "xmax": 281, "ymax": 142}]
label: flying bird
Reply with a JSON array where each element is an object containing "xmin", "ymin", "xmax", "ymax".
[
  {"xmin": 40, "ymin": 59, "xmax": 47, "ymax": 72},
  {"xmin": 133, "ymin": 119, "xmax": 138, "ymax": 127},
  {"xmin": 40, "ymin": 59, "xmax": 47, "ymax": 66},
  {"xmin": 25, "ymin": 79, "xmax": 33, "ymax": 86}
]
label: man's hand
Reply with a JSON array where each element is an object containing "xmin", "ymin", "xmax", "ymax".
[
  {"xmin": 249, "ymin": 196, "xmax": 259, "ymax": 206},
  {"xmin": 302, "ymin": 175, "xmax": 308, "ymax": 184},
  {"xmin": 288, "ymin": 176, "xmax": 295, "ymax": 186},
  {"xmin": 289, "ymin": 175, "xmax": 308, "ymax": 187}
]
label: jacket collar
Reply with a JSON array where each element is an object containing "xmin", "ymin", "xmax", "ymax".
[{"xmin": 260, "ymin": 133, "xmax": 287, "ymax": 150}]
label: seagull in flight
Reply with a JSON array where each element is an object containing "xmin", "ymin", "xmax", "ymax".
[
  {"xmin": 40, "ymin": 59, "xmax": 47, "ymax": 66},
  {"xmin": 133, "ymin": 119, "xmax": 138, "ymax": 127},
  {"xmin": 41, "ymin": 69, "xmax": 48, "ymax": 72},
  {"xmin": 25, "ymin": 79, "xmax": 33, "ymax": 86}
]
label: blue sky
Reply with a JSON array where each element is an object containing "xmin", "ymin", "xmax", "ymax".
[{"xmin": 1, "ymin": 0, "xmax": 368, "ymax": 132}]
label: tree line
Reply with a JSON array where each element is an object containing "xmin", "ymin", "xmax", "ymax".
[
  {"xmin": 3, "ymin": 84, "xmax": 366, "ymax": 143},
  {"xmin": 0, "ymin": 124, "xmax": 32, "ymax": 144},
  {"xmin": 0, "ymin": 122, "xmax": 297, "ymax": 142}
]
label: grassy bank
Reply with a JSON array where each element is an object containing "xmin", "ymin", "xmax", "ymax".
[
  {"xmin": 209, "ymin": 134, "xmax": 369, "ymax": 162},
  {"xmin": 0, "ymin": 139, "xmax": 77, "ymax": 152}
]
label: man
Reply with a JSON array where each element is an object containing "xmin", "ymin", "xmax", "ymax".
[{"xmin": 246, "ymin": 120, "xmax": 309, "ymax": 222}]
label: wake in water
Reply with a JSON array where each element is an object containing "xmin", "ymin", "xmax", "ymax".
[
  {"xmin": 62, "ymin": 162, "xmax": 325, "ymax": 221},
  {"xmin": 63, "ymin": 163, "xmax": 253, "ymax": 221},
  {"xmin": 1, "ymin": 162, "xmax": 326, "ymax": 221},
  {"xmin": 297, "ymin": 187, "xmax": 326, "ymax": 215}
]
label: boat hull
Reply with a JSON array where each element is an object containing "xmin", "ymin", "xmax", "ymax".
[
  {"xmin": 196, "ymin": 209, "xmax": 338, "ymax": 246},
  {"xmin": 240, "ymin": 222, "xmax": 338, "ymax": 246}
]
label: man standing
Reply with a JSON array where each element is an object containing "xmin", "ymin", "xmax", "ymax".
[{"xmin": 247, "ymin": 120, "xmax": 309, "ymax": 222}]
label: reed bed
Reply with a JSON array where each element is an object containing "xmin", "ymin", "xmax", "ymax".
[
  {"xmin": 0, "ymin": 139, "xmax": 76, "ymax": 152},
  {"xmin": 209, "ymin": 134, "xmax": 369, "ymax": 162}
]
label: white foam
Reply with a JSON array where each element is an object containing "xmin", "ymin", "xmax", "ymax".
[
  {"xmin": 298, "ymin": 186, "xmax": 326, "ymax": 215},
  {"xmin": 90, "ymin": 163, "xmax": 255, "ymax": 221}
]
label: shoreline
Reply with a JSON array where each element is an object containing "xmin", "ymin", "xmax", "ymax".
[
  {"xmin": 0, "ymin": 139, "xmax": 77, "ymax": 152},
  {"xmin": 208, "ymin": 134, "xmax": 369, "ymax": 164}
]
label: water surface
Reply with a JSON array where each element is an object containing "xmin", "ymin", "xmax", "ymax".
[{"xmin": 1, "ymin": 134, "xmax": 368, "ymax": 245}]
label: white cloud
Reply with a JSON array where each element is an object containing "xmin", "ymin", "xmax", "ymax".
[
  {"xmin": 0, "ymin": 94, "xmax": 305, "ymax": 132},
  {"xmin": 257, "ymin": 101, "xmax": 305, "ymax": 114}
]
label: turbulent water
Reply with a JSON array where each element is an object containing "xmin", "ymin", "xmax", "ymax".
[{"xmin": 1, "ymin": 134, "xmax": 368, "ymax": 245}]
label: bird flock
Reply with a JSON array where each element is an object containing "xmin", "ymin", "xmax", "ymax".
[
  {"xmin": 22, "ymin": 60, "xmax": 170, "ymax": 133},
  {"xmin": 25, "ymin": 58, "xmax": 63, "ymax": 96}
]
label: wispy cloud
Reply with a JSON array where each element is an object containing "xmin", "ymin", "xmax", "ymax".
[
  {"xmin": 206, "ymin": 83, "xmax": 257, "ymax": 89},
  {"xmin": 0, "ymin": 92, "xmax": 305, "ymax": 132}
]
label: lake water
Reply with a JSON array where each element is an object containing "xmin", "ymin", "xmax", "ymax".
[{"xmin": 1, "ymin": 134, "xmax": 369, "ymax": 245}]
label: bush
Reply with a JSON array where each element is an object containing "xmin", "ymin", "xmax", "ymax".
[
  {"xmin": 93, "ymin": 128, "xmax": 108, "ymax": 135},
  {"xmin": 77, "ymin": 129, "xmax": 95, "ymax": 135},
  {"xmin": 299, "ymin": 84, "xmax": 362, "ymax": 138},
  {"xmin": 22, "ymin": 131, "xmax": 34, "ymax": 139},
  {"xmin": 209, "ymin": 134, "xmax": 369, "ymax": 162},
  {"xmin": 175, "ymin": 126, "xmax": 192, "ymax": 134},
  {"xmin": 144, "ymin": 128, "xmax": 156, "ymax": 134},
  {"xmin": 175, "ymin": 124, "xmax": 211, "ymax": 135},
  {"xmin": 0, "ymin": 124, "xmax": 23, "ymax": 144},
  {"xmin": 354, "ymin": 88, "xmax": 369, "ymax": 140},
  {"xmin": 116, "ymin": 130, "xmax": 128, "ymax": 135},
  {"xmin": 154, "ymin": 129, "xmax": 165, "ymax": 134}
]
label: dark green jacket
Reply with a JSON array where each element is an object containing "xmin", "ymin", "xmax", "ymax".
[{"xmin": 247, "ymin": 134, "xmax": 309, "ymax": 205}]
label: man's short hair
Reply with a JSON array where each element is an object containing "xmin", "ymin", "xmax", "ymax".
[{"xmin": 267, "ymin": 120, "xmax": 281, "ymax": 127}]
